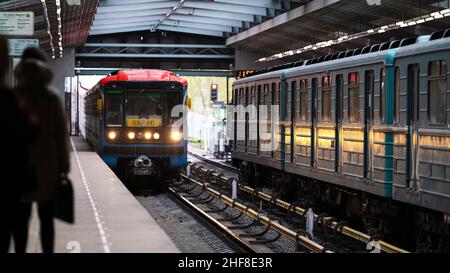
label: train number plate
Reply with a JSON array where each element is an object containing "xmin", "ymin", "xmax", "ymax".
[{"xmin": 127, "ymin": 118, "xmax": 161, "ymax": 127}]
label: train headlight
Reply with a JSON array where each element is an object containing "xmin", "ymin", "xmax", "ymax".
[
  {"xmin": 171, "ymin": 131, "xmax": 182, "ymax": 141},
  {"xmin": 153, "ymin": 132, "xmax": 160, "ymax": 140},
  {"xmin": 108, "ymin": 131, "xmax": 117, "ymax": 140},
  {"xmin": 128, "ymin": 132, "xmax": 136, "ymax": 140},
  {"xmin": 144, "ymin": 132, "xmax": 152, "ymax": 140}
]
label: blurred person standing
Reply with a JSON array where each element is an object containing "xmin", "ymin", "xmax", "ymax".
[
  {"xmin": 15, "ymin": 48, "xmax": 71, "ymax": 253},
  {"xmin": 0, "ymin": 37, "xmax": 36, "ymax": 253}
]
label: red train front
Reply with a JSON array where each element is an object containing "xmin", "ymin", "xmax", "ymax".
[{"xmin": 84, "ymin": 69, "xmax": 188, "ymax": 188}]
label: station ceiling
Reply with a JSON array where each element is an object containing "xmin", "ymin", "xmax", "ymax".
[
  {"xmin": 226, "ymin": 0, "xmax": 450, "ymax": 65},
  {"xmin": 90, "ymin": 0, "xmax": 307, "ymax": 37},
  {"xmin": 2, "ymin": 0, "xmax": 450, "ymax": 66},
  {"xmin": 0, "ymin": 0, "xmax": 98, "ymax": 57}
]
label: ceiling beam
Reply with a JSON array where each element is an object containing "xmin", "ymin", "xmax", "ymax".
[
  {"xmin": 96, "ymin": 1, "xmax": 179, "ymax": 13},
  {"xmin": 75, "ymin": 53, "xmax": 234, "ymax": 59},
  {"xmin": 157, "ymin": 24, "xmax": 224, "ymax": 37},
  {"xmin": 226, "ymin": 0, "xmax": 340, "ymax": 46},
  {"xmin": 182, "ymin": 1, "xmax": 267, "ymax": 16},
  {"xmin": 175, "ymin": 7, "xmax": 255, "ymax": 22},
  {"xmin": 169, "ymin": 14, "xmax": 243, "ymax": 28},
  {"xmin": 83, "ymin": 43, "xmax": 227, "ymax": 49},
  {"xmin": 94, "ymin": 8, "xmax": 171, "ymax": 20},
  {"xmin": 93, "ymin": 15, "xmax": 163, "ymax": 26}
]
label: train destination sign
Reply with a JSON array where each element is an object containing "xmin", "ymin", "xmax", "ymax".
[
  {"xmin": 0, "ymin": 12, "xmax": 34, "ymax": 36},
  {"xmin": 7, "ymin": 39, "xmax": 39, "ymax": 56},
  {"xmin": 126, "ymin": 117, "xmax": 162, "ymax": 127}
]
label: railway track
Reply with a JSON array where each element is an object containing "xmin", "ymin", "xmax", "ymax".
[
  {"xmin": 185, "ymin": 152, "xmax": 410, "ymax": 253},
  {"xmin": 170, "ymin": 174, "xmax": 334, "ymax": 253}
]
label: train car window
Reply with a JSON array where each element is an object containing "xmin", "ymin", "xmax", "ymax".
[
  {"xmin": 365, "ymin": 70, "xmax": 374, "ymax": 122},
  {"xmin": 380, "ymin": 68, "xmax": 386, "ymax": 123},
  {"xmin": 245, "ymin": 87, "xmax": 249, "ymax": 106},
  {"xmin": 428, "ymin": 60, "xmax": 447, "ymax": 125},
  {"xmin": 106, "ymin": 93, "xmax": 123, "ymax": 126},
  {"xmin": 348, "ymin": 72, "xmax": 360, "ymax": 123},
  {"xmin": 290, "ymin": 81, "xmax": 297, "ymax": 122},
  {"xmin": 239, "ymin": 88, "xmax": 243, "ymax": 105},
  {"xmin": 322, "ymin": 76, "xmax": 332, "ymax": 122},
  {"xmin": 394, "ymin": 67, "xmax": 400, "ymax": 123},
  {"xmin": 234, "ymin": 89, "xmax": 238, "ymax": 106},
  {"xmin": 336, "ymin": 75, "xmax": 344, "ymax": 123},
  {"xmin": 300, "ymin": 79, "xmax": 308, "ymax": 122}
]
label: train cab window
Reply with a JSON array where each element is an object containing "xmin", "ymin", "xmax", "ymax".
[
  {"xmin": 322, "ymin": 76, "xmax": 332, "ymax": 122},
  {"xmin": 380, "ymin": 68, "xmax": 386, "ymax": 123},
  {"xmin": 428, "ymin": 60, "xmax": 447, "ymax": 125},
  {"xmin": 348, "ymin": 72, "xmax": 360, "ymax": 123},
  {"xmin": 126, "ymin": 91, "xmax": 162, "ymax": 119},
  {"xmin": 300, "ymin": 79, "xmax": 308, "ymax": 122},
  {"xmin": 106, "ymin": 93, "xmax": 123, "ymax": 126},
  {"xmin": 166, "ymin": 91, "xmax": 183, "ymax": 119},
  {"xmin": 234, "ymin": 89, "xmax": 238, "ymax": 106},
  {"xmin": 394, "ymin": 67, "xmax": 401, "ymax": 123}
]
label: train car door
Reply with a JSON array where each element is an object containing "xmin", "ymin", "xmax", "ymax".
[
  {"xmin": 335, "ymin": 75, "xmax": 343, "ymax": 173},
  {"xmin": 407, "ymin": 64, "xmax": 420, "ymax": 190},
  {"xmin": 364, "ymin": 71, "xmax": 374, "ymax": 179},
  {"xmin": 311, "ymin": 78, "xmax": 318, "ymax": 167}
]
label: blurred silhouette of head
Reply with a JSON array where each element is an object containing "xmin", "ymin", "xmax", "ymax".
[
  {"xmin": 15, "ymin": 59, "xmax": 53, "ymax": 88},
  {"xmin": 21, "ymin": 47, "xmax": 48, "ymax": 63},
  {"xmin": 0, "ymin": 36, "xmax": 9, "ymax": 85}
]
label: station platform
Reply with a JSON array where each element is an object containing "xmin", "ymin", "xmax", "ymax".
[
  {"xmin": 188, "ymin": 144, "xmax": 237, "ymax": 174},
  {"xmin": 25, "ymin": 136, "xmax": 179, "ymax": 253}
]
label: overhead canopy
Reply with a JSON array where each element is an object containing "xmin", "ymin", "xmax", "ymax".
[
  {"xmin": 0, "ymin": 0, "xmax": 99, "ymax": 57},
  {"xmin": 226, "ymin": 0, "xmax": 450, "ymax": 64},
  {"xmin": 90, "ymin": 0, "xmax": 308, "ymax": 37}
]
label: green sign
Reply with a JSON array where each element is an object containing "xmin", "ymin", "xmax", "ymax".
[
  {"xmin": 7, "ymin": 39, "xmax": 39, "ymax": 56},
  {"xmin": 0, "ymin": 12, "xmax": 34, "ymax": 36}
]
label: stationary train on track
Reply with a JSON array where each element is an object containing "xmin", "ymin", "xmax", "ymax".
[
  {"xmin": 84, "ymin": 69, "xmax": 188, "ymax": 189},
  {"xmin": 229, "ymin": 29, "xmax": 450, "ymax": 250}
]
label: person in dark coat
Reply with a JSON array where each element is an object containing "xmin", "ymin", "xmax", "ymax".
[
  {"xmin": 14, "ymin": 54, "xmax": 70, "ymax": 253},
  {"xmin": 0, "ymin": 37, "xmax": 36, "ymax": 253}
]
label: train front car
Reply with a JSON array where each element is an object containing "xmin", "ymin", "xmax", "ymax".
[{"xmin": 85, "ymin": 70, "xmax": 188, "ymax": 189}]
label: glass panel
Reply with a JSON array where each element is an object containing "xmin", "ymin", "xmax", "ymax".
[
  {"xmin": 106, "ymin": 93, "xmax": 123, "ymax": 126},
  {"xmin": 428, "ymin": 60, "xmax": 447, "ymax": 125},
  {"xmin": 394, "ymin": 67, "xmax": 400, "ymax": 123},
  {"xmin": 322, "ymin": 90, "xmax": 331, "ymax": 121},
  {"xmin": 300, "ymin": 79, "xmax": 308, "ymax": 122},
  {"xmin": 126, "ymin": 91, "xmax": 162, "ymax": 125},
  {"xmin": 349, "ymin": 72, "xmax": 360, "ymax": 123},
  {"xmin": 429, "ymin": 80, "xmax": 447, "ymax": 124},
  {"xmin": 380, "ymin": 68, "xmax": 386, "ymax": 122},
  {"xmin": 166, "ymin": 91, "xmax": 183, "ymax": 118}
]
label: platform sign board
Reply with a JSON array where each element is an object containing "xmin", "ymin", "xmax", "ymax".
[
  {"xmin": 0, "ymin": 12, "xmax": 34, "ymax": 36},
  {"xmin": 7, "ymin": 39, "xmax": 39, "ymax": 56}
]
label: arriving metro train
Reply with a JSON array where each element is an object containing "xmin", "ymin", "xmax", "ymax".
[
  {"xmin": 84, "ymin": 69, "xmax": 188, "ymax": 188},
  {"xmin": 230, "ymin": 29, "xmax": 450, "ymax": 250}
]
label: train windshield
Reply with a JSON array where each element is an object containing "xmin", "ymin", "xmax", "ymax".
[
  {"xmin": 126, "ymin": 91, "xmax": 163, "ymax": 127},
  {"xmin": 166, "ymin": 91, "xmax": 183, "ymax": 118},
  {"xmin": 106, "ymin": 93, "xmax": 124, "ymax": 127}
]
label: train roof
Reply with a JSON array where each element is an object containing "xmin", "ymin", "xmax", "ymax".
[
  {"xmin": 235, "ymin": 28, "xmax": 450, "ymax": 85},
  {"xmin": 100, "ymin": 69, "xmax": 187, "ymax": 87}
]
